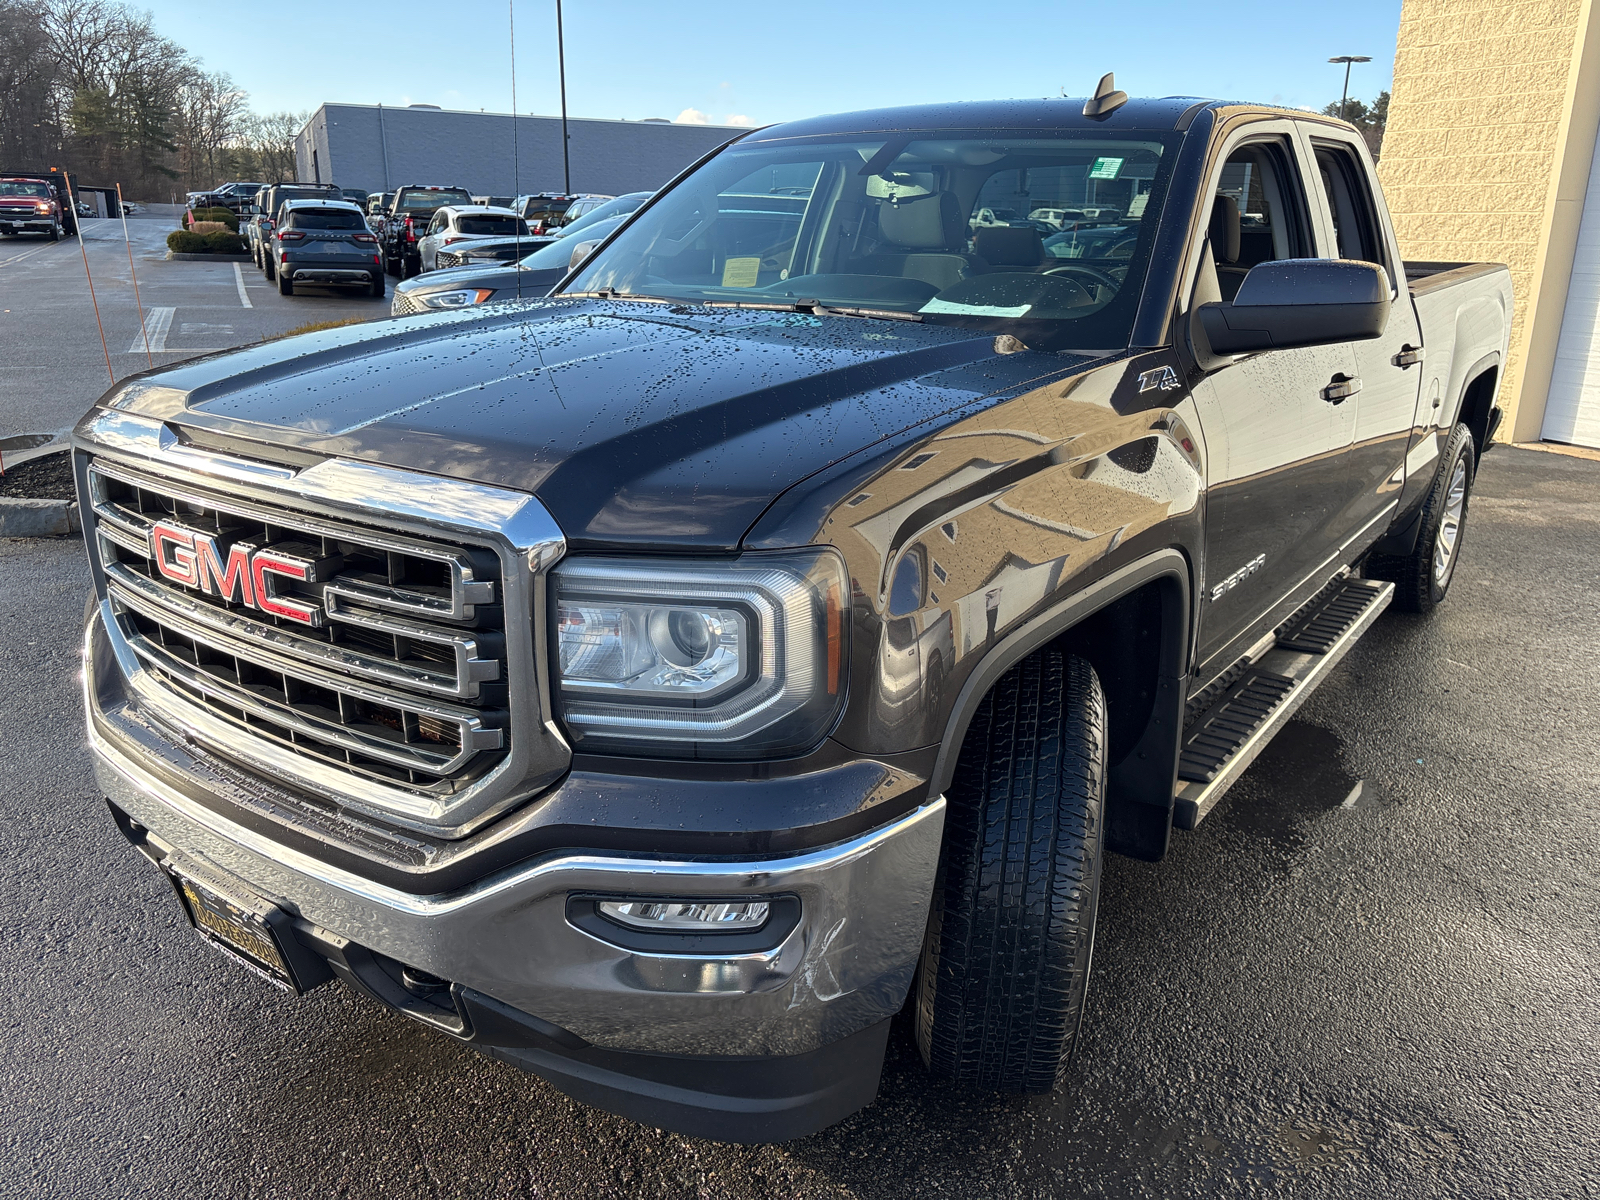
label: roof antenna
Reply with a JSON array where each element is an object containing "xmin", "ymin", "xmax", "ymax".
[{"xmin": 1083, "ymin": 72, "xmax": 1128, "ymax": 119}]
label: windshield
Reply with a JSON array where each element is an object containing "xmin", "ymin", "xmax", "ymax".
[
  {"xmin": 288, "ymin": 207, "xmax": 366, "ymax": 229},
  {"xmin": 563, "ymin": 132, "xmax": 1176, "ymax": 350},
  {"xmin": 0, "ymin": 180, "xmax": 50, "ymax": 199},
  {"xmin": 520, "ymin": 216, "xmax": 626, "ymax": 269},
  {"xmin": 456, "ymin": 214, "xmax": 527, "ymax": 236}
]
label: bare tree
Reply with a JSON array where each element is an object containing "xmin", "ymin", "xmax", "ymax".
[{"xmin": 0, "ymin": 0, "xmax": 59, "ymax": 168}]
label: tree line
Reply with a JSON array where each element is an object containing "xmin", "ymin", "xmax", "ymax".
[{"xmin": 0, "ymin": 0, "xmax": 306, "ymax": 200}]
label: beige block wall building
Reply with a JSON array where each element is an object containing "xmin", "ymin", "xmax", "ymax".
[{"xmin": 1380, "ymin": 0, "xmax": 1600, "ymax": 445}]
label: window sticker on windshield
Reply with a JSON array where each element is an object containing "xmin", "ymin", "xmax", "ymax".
[
  {"xmin": 919, "ymin": 299, "xmax": 1033, "ymax": 318},
  {"xmin": 1088, "ymin": 157, "xmax": 1125, "ymax": 180},
  {"xmin": 721, "ymin": 257, "xmax": 761, "ymax": 287}
]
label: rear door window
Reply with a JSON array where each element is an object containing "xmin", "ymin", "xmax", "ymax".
[{"xmin": 1310, "ymin": 140, "xmax": 1388, "ymax": 277}]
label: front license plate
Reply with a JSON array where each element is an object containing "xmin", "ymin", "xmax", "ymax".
[{"xmin": 166, "ymin": 866, "xmax": 299, "ymax": 992}]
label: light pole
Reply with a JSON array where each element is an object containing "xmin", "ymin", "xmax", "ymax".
[
  {"xmin": 556, "ymin": 0, "xmax": 570, "ymax": 193},
  {"xmin": 1328, "ymin": 56, "xmax": 1372, "ymax": 121}
]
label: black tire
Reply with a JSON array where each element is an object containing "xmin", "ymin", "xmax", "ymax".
[
  {"xmin": 369, "ymin": 274, "xmax": 385, "ymax": 300},
  {"xmin": 916, "ymin": 648, "xmax": 1107, "ymax": 1092},
  {"xmin": 48, "ymin": 222, "xmax": 59, "ymax": 242},
  {"xmin": 1366, "ymin": 423, "xmax": 1476, "ymax": 613},
  {"xmin": 277, "ymin": 269, "xmax": 293, "ymax": 296},
  {"xmin": 263, "ymin": 253, "xmax": 275, "ymax": 281}
]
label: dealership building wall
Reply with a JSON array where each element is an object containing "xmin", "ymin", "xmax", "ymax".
[
  {"xmin": 294, "ymin": 104, "xmax": 743, "ymax": 201},
  {"xmin": 1380, "ymin": 0, "xmax": 1600, "ymax": 446}
]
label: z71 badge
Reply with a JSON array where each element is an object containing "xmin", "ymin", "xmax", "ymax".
[{"xmin": 1137, "ymin": 365, "xmax": 1181, "ymax": 393}]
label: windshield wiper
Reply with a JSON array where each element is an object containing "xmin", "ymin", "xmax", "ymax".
[{"xmin": 561, "ymin": 292, "xmax": 923, "ymax": 323}]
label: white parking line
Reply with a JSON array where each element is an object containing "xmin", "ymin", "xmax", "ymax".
[
  {"xmin": 128, "ymin": 306, "xmax": 174, "ymax": 354},
  {"xmin": 233, "ymin": 261, "xmax": 252, "ymax": 308}
]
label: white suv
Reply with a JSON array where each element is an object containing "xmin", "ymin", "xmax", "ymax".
[{"xmin": 416, "ymin": 205, "xmax": 529, "ymax": 272}]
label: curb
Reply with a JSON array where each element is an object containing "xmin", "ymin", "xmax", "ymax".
[
  {"xmin": 166, "ymin": 251, "xmax": 252, "ymax": 262},
  {"xmin": 0, "ymin": 497, "xmax": 80, "ymax": 538}
]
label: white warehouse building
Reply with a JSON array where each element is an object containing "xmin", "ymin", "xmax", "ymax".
[{"xmin": 293, "ymin": 103, "xmax": 746, "ymax": 198}]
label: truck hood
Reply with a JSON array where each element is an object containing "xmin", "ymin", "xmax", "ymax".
[{"xmin": 99, "ymin": 298, "xmax": 1094, "ymax": 549}]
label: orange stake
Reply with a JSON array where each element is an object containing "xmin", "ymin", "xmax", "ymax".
[
  {"xmin": 63, "ymin": 175, "xmax": 115, "ymax": 386},
  {"xmin": 117, "ymin": 183, "xmax": 152, "ymax": 367}
]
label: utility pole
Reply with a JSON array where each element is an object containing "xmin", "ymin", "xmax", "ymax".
[
  {"xmin": 557, "ymin": 0, "xmax": 570, "ymax": 193},
  {"xmin": 1328, "ymin": 55, "xmax": 1373, "ymax": 121}
]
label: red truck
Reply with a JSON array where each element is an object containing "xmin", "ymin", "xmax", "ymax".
[{"xmin": 0, "ymin": 173, "xmax": 73, "ymax": 240}]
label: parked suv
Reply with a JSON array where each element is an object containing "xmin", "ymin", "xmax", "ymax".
[
  {"xmin": 265, "ymin": 198, "xmax": 384, "ymax": 298},
  {"xmin": 415, "ymin": 205, "xmax": 529, "ymax": 272},
  {"xmin": 378, "ymin": 185, "xmax": 474, "ymax": 278},
  {"xmin": 246, "ymin": 183, "xmax": 344, "ymax": 269}
]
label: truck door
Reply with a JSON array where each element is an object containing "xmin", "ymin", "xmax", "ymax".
[
  {"xmin": 1187, "ymin": 131, "xmax": 1361, "ymax": 673},
  {"xmin": 1305, "ymin": 132, "xmax": 1423, "ymax": 552}
]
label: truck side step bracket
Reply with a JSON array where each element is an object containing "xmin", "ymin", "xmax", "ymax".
[{"xmin": 1175, "ymin": 578, "xmax": 1394, "ymax": 829}]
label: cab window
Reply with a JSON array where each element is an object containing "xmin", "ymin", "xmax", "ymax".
[
  {"xmin": 1311, "ymin": 141, "xmax": 1386, "ymax": 274},
  {"xmin": 1200, "ymin": 139, "xmax": 1313, "ymax": 302}
]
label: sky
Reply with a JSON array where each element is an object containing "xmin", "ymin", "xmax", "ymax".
[{"xmin": 142, "ymin": 0, "xmax": 1400, "ymax": 128}]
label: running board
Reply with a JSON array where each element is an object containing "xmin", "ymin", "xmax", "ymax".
[{"xmin": 1173, "ymin": 577, "xmax": 1394, "ymax": 829}]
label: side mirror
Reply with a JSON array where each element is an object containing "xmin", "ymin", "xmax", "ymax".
[
  {"xmin": 568, "ymin": 239, "xmax": 602, "ymax": 272},
  {"xmin": 1198, "ymin": 259, "xmax": 1389, "ymax": 354}
]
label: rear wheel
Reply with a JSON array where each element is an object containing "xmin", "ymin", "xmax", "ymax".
[
  {"xmin": 277, "ymin": 270, "xmax": 293, "ymax": 296},
  {"xmin": 369, "ymin": 274, "xmax": 385, "ymax": 299},
  {"xmin": 1366, "ymin": 423, "xmax": 1476, "ymax": 613},
  {"xmin": 916, "ymin": 648, "xmax": 1106, "ymax": 1092},
  {"xmin": 263, "ymin": 253, "xmax": 275, "ymax": 281}
]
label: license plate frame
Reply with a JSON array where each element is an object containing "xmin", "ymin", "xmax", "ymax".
[{"xmin": 163, "ymin": 863, "xmax": 308, "ymax": 994}]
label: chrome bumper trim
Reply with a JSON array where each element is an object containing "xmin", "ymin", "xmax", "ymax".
[{"xmin": 89, "ymin": 666, "xmax": 944, "ymax": 1056}]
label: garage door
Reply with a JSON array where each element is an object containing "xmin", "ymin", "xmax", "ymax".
[{"xmin": 1544, "ymin": 126, "xmax": 1600, "ymax": 449}]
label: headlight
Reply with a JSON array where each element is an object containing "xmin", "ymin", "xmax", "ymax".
[
  {"xmin": 552, "ymin": 550, "xmax": 848, "ymax": 758},
  {"xmin": 415, "ymin": 287, "xmax": 496, "ymax": 309}
]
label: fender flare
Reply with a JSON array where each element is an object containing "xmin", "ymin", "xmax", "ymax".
[
  {"xmin": 927, "ymin": 549, "xmax": 1193, "ymax": 802},
  {"xmin": 1441, "ymin": 350, "xmax": 1501, "ymax": 430}
]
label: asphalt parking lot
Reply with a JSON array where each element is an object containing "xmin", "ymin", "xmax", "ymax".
[
  {"xmin": 0, "ymin": 211, "xmax": 381, "ymax": 442},
  {"xmin": 1, "ymin": 431, "xmax": 1596, "ymax": 1197}
]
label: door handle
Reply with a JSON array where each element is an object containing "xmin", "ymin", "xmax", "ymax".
[
  {"xmin": 1321, "ymin": 373, "xmax": 1361, "ymax": 404},
  {"xmin": 1393, "ymin": 344, "xmax": 1423, "ymax": 368}
]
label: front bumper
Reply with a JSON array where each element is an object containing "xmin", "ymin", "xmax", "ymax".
[
  {"xmin": 0, "ymin": 216, "xmax": 54, "ymax": 232},
  {"xmin": 84, "ymin": 602, "xmax": 943, "ymax": 1135}
]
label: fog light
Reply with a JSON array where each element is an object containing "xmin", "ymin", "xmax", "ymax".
[{"xmin": 598, "ymin": 898, "xmax": 770, "ymax": 931}]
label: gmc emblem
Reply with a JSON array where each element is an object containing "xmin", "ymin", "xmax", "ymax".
[{"xmin": 148, "ymin": 521, "xmax": 328, "ymax": 626}]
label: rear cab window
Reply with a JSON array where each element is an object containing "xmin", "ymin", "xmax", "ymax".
[{"xmin": 399, "ymin": 188, "xmax": 472, "ymax": 211}]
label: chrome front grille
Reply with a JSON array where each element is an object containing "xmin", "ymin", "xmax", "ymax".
[
  {"xmin": 77, "ymin": 410, "xmax": 571, "ymax": 837},
  {"xmin": 391, "ymin": 290, "xmax": 425, "ymax": 316}
]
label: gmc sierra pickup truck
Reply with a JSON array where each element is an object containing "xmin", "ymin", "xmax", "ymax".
[{"xmin": 74, "ymin": 88, "xmax": 1511, "ymax": 1144}]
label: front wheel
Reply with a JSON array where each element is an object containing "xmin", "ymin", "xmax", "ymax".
[
  {"xmin": 1366, "ymin": 423, "xmax": 1476, "ymax": 613},
  {"xmin": 48, "ymin": 222, "xmax": 60, "ymax": 242},
  {"xmin": 916, "ymin": 648, "xmax": 1106, "ymax": 1092}
]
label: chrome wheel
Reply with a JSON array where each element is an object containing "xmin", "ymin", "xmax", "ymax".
[{"xmin": 1432, "ymin": 454, "xmax": 1469, "ymax": 587}]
